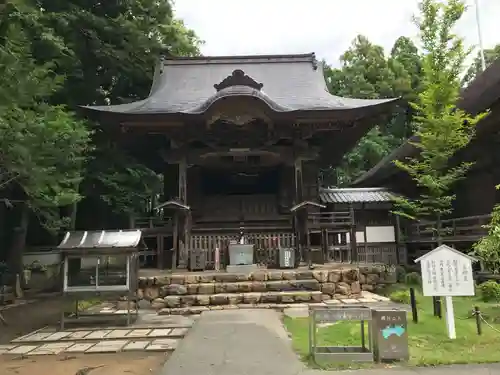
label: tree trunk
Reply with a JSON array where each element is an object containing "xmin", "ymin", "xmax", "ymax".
[
  {"xmin": 436, "ymin": 213, "xmax": 442, "ymax": 246},
  {"xmin": 8, "ymin": 203, "xmax": 29, "ymax": 276}
]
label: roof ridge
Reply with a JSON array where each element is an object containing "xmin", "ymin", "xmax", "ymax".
[
  {"xmin": 321, "ymin": 187, "xmax": 389, "ymax": 192},
  {"xmin": 161, "ymin": 53, "xmax": 317, "ymax": 68}
]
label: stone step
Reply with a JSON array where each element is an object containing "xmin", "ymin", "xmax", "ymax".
[
  {"xmin": 157, "ymin": 291, "xmax": 394, "ymax": 316},
  {"xmin": 158, "ymin": 290, "xmax": 326, "ymax": 309},
  {"xmin": 141, "ymin": 269, "xmax": 353, "ymax": 285},
  {"xmin": 160, "ymin": 279, "xmax": 332, "ymax": 296}
]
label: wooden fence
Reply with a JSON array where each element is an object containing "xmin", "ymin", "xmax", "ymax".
[
  {"xmin": 406, "ymin": 214, "xmax": 491, "ymax": 243},
  {"xmin": 325, "ymin": 243, "xmax": 406, "ymax": 265}
]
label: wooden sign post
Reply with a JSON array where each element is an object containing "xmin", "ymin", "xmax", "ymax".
[{"xmin": 415, "ymin": 244, "xmax": 477, "ymax": 339}]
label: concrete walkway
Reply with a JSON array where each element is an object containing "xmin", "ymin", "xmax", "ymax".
[
  {"xmin": 160, "ymin": 309, "xmax": 304, "ymax": 375},
  {"xmin": 161, "ymin": 309, "xmax": 500, "ymax": 375}
]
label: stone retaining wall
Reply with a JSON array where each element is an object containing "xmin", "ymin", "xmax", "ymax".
[{"xmin": 137, "ymin": 267, "xmax": 396, "ymax": 309}]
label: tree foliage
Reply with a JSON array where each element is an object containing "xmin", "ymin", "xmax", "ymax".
[
  {"xmin": 325, "ymin": 35, "xmax": 424, "ymax": 185},
  {"xmin": 393, "ymin": 0, "xmax": 488, "ymax": 238},
  {"xmin": 1, "ymin": 0, "xmax": 201, "ymax": 231},
  {"xmin": 472, "ymin": 185, "xmax": 500, "ymax": 274},
  {"xmin": 0, "ymin": 4, "xmax": 91, "ymax": 231},
  {"xmin": 463, "ymin": 43, "xmax": 500, "ymax": 86}
]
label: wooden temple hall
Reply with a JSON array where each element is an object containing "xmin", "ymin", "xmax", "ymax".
[{"xmin": 83, "ymin": 53, "xmax": 401, "ymax": 271}]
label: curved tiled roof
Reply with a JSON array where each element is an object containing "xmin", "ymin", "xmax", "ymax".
[
  {"xmin": 319, "ymin": 187, "xmax": 395, "ymax": 203},
  {"xmin": 82, "ymin": 53, "xmax": 399, "ymax": 115}
]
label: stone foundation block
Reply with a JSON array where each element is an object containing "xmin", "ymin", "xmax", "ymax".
[
  {"xmin": 312, "ymin": 271, "xmax": 328, "ymax": 283},
  {"xmin": 251, "ymin": 281, "xmax": 267, "ymax": 292},
  {"xmin": 328, "ymin": 270, "xmax": 342, "ymax": 282},
  {"xmin": 196, "ymin": 295, "xmax": 210, "ymax": 305},
  {"xmin": 261, "ymin": 292, "xmax": 280, "ymax": 303},
  {"xmin": 210, "ymin": 294, "xmax": 229, "ymax": 305},
  {"xmin": 198, "ymin": 283, "xmax": 215, "ymax": 295},
  {"xmin": 164, "ymin": 296, "xmax": 181, "ymax": 308},
  {"xmin": 291, "ymin": 279, "xmax": 320, "ymax": 291},
  {"xmin": 266, "ymin": 280, "xmax": 292, "ymax": 292},
  {"xmin": 242, "ymin": 292, "xmax": 262, "ymax": 304},
  {"xmin": 251, "ymin": 271, "xmax": 268, "ymax": 281},
  {"xmin": 320, "ymin": 282, "xmax": 336, "ymax": 295},
  {"xmin": 282, "ymin": 271, "xmax": 297, "ymax": 280}
]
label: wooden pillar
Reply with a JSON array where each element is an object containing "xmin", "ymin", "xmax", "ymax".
[
  {"xmin": 162, "ymin": 164, "xmax": 178, "ymax": 270},
  {"xmin": 177, "ymin": 158, "xmax": 189, "ymax": 269},
  {"xmin": 362, "ymin": 204, "xmax": 368, "ymax": 263},
  {"xmin": 172, "ymin": 215, "xmax": 178, "ymax": 270},
  {"xmin": 294, "ymin": 158, "xmax": 306, "ymax": 263},
  {"xmin": 394, "ymin": 213, "xmax": 402, "ymax": 264},
  {"xmin": 349, "ymin": 204, "xmax": 357, "ymax": 263}
]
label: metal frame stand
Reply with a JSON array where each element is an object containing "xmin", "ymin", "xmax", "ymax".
[{"xmin": 309, "ymin": 305, "xmax": 374, "ymax": 363}]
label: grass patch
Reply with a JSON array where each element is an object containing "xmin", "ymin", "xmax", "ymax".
[
  {"xmin": 63, "ymin": 298, "xmax": 101, "ymax": 313},
  {"xmin": 284, "ymin": 285, "xmax": 500, "ymax": 370}
]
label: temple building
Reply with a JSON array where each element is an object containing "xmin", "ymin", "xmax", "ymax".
[{"xmin": 82, "ymin": 53, "xmax": 400, "ymax": 270}]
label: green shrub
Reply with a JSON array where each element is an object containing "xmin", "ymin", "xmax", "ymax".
[
  {"xmin": 405, "ymin": 272, "xmax": 422, "ymax": 286},
  {"xmin": 478, "ymin": 280, "xmax": 500, "ymax": 302},
  {"xmin": 395, "ymin": 266, "xmax": 407, "ymax": 283},
  {"xmin": 389, "ymin": 289, "xmax": 414, "ymax": 304}
]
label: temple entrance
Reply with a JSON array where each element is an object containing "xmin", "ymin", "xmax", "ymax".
[
  {"xmin": 201, "ymin": 167, "xmax": 280, "ymax": 195},
  {"xmin": 194, "ymin": 167, "xmax": 282, "ymax": 228}
]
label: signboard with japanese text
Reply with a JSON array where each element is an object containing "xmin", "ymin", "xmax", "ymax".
[
  {"xmin": 415, "ymin": 244, "xmax": 476, "ymax": 297},
  {"xmin": 371, "ymin": 310, "xmax": 409, "ymax": 361}
]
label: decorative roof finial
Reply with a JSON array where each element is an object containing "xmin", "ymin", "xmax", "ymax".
[{"xmin": 214, "ymin": 69, "xmax": 264, "ymax": 91}]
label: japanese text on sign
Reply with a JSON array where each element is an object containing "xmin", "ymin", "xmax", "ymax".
[
  {"xmin": 418, "ymin": 246, "xmax": 475, "ymax": 297},
  {"xmin": 313, "ymin": 308, "xmax": 372, "ymax": 323}
]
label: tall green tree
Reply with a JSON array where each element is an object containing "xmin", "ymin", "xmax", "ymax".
[
  {"xmin": 0, "ymin": 5, "xmax": 91, "ymax": 270},
  {"xmin": 393, "ymin": 0, "xmax": 488, "ymax": 242},
  {"xmin": 23, "ymin": 0, "xmax": 201, "ymax": 225},
  {"xmin": 463, "ymin": 44, "xmax": 500, "ymax": 85},
  {"xmin": 325, "ymin": 35, "xmax": 424, "ymax": 185}
]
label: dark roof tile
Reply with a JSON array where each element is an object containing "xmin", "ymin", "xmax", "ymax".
[{"xmin": 83, "ymin": 53, "xmax": 399, "ymax": 115}]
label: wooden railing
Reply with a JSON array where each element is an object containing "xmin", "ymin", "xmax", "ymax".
[
  {"xmin": 406, "ymin": 214, "xmax": 491, "ymax": 243},
  {"xmin": 134, "ymin": 216, "xmax": 172, "ymax": 229},
  {"xmin": 325, "ymin": 243, "xmax": 406, "ymax": 265},
  {"xmin": 308, "ymin": 211, "xmax": 353, "ymax": 228}
]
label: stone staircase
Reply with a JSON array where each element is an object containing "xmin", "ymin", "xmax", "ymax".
[{"xmin": 138, "ymin": 267, "xmax": 394, "ymax": 315}]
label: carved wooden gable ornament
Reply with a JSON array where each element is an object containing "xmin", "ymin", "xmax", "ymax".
[{"xmin": 214, "ymin": 69, "xmax": 264, "ymax": 91}]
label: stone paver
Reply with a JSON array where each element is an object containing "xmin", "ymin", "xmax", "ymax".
[
  {"xmin": 147, "ymin": 329, "xmax": 172, "ymax": 337},
  {"xmin": 42, "ymin": 331, "xmax": 72, "ymax": 341},
  {"xmin": 126, "ymin": 329, "xmax": 152, "ymax": 337},
  {"xmin": 85, "ymin": 330, "xmax": 112, "ymax": 339},
  {"xmin": 85, "ymin": 339, "xmax": 128, "ymax": 353},
  {"xmin": 358, "ymin": 298, "xmax": 378, "ymax": 303},
  {"xmin": 0, "ymin": 345, "xmax": 15, "ymax": 354},
  {"xmin": 324, "ymin": 299, "xmax": 341, "ymax": 305},
  {"xmin": 169, "ymin": 328, "xmax": 189, "ymax": 337},
  {"xmin": 146, "ymin": 339, "xmax": 178, "ymax": 351},
  {"xmin": 159, "ymin": 309, "xmax": 304, "ymax": 375},
  {"xmin": 65, "ymin": 343, "xmax": 95, "ymax": 353},
  {"xmin": 7, "ymin": 345, "xmax": 38, "ymax": 355},
  {"xmin": 107, "ymin": 329, "xmax": 131, "ymax": 338},
  {"xmin": 67, "ymin": 330, "xmax": 92, "ymax": 339},
  {"xmin": 123, "ymin": 340, "xmax": 151, "ymax": 351},
  {"xmin": 15, "ymin": 332, "xmax": 51, "ymax": 342},
  {"xmin": 28, "ymin": 342, "xmax": 74, "ymax": 355},
  {"xmin": 341, "ymin": 298, "xmax": 360, "ymax": 304}
]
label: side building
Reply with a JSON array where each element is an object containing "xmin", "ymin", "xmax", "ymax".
[{"xmin": 353, "ymin": 58, "xmax": 500, "ymax": 257}]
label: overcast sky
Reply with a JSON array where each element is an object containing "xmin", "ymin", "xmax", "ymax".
[{"xmin": 174, "ymin": 0, "xmax": 499, "ymax": 66}]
